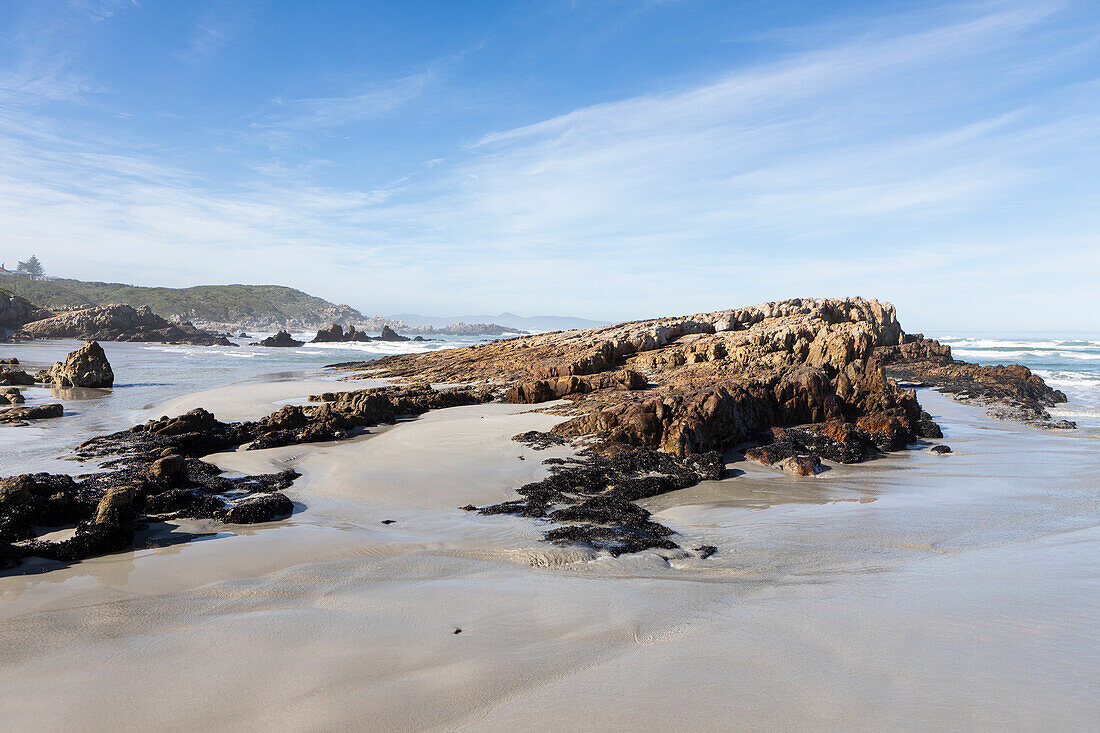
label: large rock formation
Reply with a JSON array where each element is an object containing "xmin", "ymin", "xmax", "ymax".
[
  {"xmin": 355, "ymin": 297, "xmax": 919, "ymax": 456},
  {"xmin": 35, "ymin": 340, "xmax": 114, "ymax": 388},
  {"xmin": 324, "ymin": 297, "xmax": 1068, "ymax": 554},
  {"xmin": 0, "ymin": 293, "xmax": 50, "ymax": 340},
  {"xmin": 19, "ymin": 304, "xmax": 233, "ymax": 346}
]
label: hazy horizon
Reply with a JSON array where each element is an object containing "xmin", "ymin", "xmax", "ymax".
[{"xmin": 2, "ymin": 0, "xmax": 1098, "ymax": 333}]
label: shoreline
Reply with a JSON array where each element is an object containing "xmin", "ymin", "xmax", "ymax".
[{"xmin": 0, "ymin": 385, "xmax": 1097, "ymax": 730}]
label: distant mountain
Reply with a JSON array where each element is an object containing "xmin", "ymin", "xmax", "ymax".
[
  {"xmin": 0, "ymin": 274, "xmax": 365, "ymax": 332},
  {"xmin": 388, "ymin": 312, "xmax": 609, "ymax": 333}
]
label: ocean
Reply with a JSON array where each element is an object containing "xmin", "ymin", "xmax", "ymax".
[{"xmin": 0, "ymin": 332, "xmax": 494, "ymax": 475}]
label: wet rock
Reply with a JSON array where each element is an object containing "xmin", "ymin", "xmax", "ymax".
[
  {"xmin": 223, "ymin": 492, "xmax": 293, "ymax": 523},
  {"xmin": 695, "ymin": 545, "xmax": 717, "ymax": 559},
  {"xmin": 147, "ymin": 454, "xmax": 186, "ymax": 484},
  {"xmin": 776, "ymin": 455, "xmax": 822, "ymax": 476},
  {"xmin": 0, "ymin": 388, "xmax": 23, "ymax": 406},
  {"xmin": 35, "ymin": 340, "xmax": 114, "ymax": 388},
  {"xmin": 0, "ymin": 357, "xmax": 18, "ymax": 365},
  {"xmin": 512, "ymin": 430, "xmax": 568, "ymax": 450},
  {"xmin": 93, "ymin": 485, "xmax": 136, "ymax": 526},
  {"xmin": 0, "ymin": 368, "xmax": 34, "ymax": 386},
  {"xmin": 0, "ymin": 403, "xmax": 63, "ymax": 424},
  {"xmin": 251, "ymin": 330, "xmax": 304, "ymax": 347},
  {"xmin": 878, "ymin": 336, "xmax": 1068, "ymax": 427},
  {"xmin": 468, "ymin": 447, "xmax": 722, "ymax": 555},
  {"xmin": 929, "ymin": 444, "xmax": 952, "ymax": 454}
]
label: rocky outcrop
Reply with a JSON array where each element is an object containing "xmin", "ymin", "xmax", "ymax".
[
  {"xmin": 0, "ymin": 403, "xmax": 63, "ymax": 424},
  {"xmin": 312, "ymin": 324, "xmax": 373, "ymax": 343},
  {"xmin": 377, "ymin": 325, "xmax": 410, "ymax": 342},
  {"xmin": 325, "ymin": 297, "xmax": 1070, "ymax": 555},
  {"xmin": 19, "ymin": 304, "xmax": 233, "ymax": 346},
  {"xmin": 251, "ymin": 330, "xmax": 304, "ymax": 347},
  {"xmin": 35, "ymin": 341, "xmax": 114, "ymax": 388},
  {"xmin": 0, "ymin": 388, "xmax": 24, "ymax": 406},
  {"xmin": 876, "ymin": 335, "xmax": 1072, "ymax": 428},
  {"xmin": 0, "ymin": 293, "xmax": 49, "ymax": 337},
  {"xmin": 0, "ymin": 368, "xmax": 34, "ymax": 386},
  {"xmin": 0, "ymin": 358, "xmax": 18, "ymax": 365}
]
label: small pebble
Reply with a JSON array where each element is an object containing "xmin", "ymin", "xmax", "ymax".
[
  {"xmin": 453, "ymin": 628, "xmax": 462, "ymax": 634},
  {"xmin": 381, "ymin": 519, "xmax": 396, "ymax": 524}
]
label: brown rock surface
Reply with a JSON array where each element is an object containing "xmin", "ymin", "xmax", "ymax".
[
  {"xmin": 35, "ymin": 340, "xmax": 115, "ymax": 388},
  {"xmin": 0, "ymin": 403, "xmax": 63, "ymax": 424},
  {"xmin": 19, "ymin": 304, "xmax": 233, "ymax": 346},
  {"xmin": 876, "ymin": 335, "xmax": 1072, "ymax": 428}
]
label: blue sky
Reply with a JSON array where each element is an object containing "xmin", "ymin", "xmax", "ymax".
[{"xmin": 0, "ymin": 0, "xmax": 1097, "ymax": 331}]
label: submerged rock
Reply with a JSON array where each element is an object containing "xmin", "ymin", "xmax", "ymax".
[
  {"xmin": 35, "ymin": 340, "xmax": 114, "ymax": 388},
  {"xmin": 929, "ymin": 444, "xmax": 952, "ymax": 454}
]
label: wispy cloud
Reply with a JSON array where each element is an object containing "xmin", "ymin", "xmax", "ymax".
[
  {"xmin": 0, "ymin": 0, "xmax": 1097, "ymax": 330},
  {"xmin": 177, "ymin": 2, "xmax": 257, "ymax": 66}
]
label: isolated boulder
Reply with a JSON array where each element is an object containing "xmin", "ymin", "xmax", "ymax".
[
  {"xmin": 36, "ymin": 340, "xmax": 114, "ymax": 388},
  {"xmin": 223, "ymin": 492, "xmax": 293, "ymax": 523}
]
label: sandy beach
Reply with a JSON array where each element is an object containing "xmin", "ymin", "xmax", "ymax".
[{"xmin": 2, "ymin": 379, "xmax": 1097, "ymax": 732}]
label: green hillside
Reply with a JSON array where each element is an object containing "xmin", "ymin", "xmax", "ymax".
[{"xmin": 0, "ymin": 274, "xmax": 365, "ymax": 328}]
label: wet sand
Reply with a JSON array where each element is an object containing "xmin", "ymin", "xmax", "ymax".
[{"xmin": 1, "ymin": 385, "xmax": 1098, "ymax": 731}]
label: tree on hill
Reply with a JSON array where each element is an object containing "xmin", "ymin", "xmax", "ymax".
[{"xmin": 17, "ymin": 255, "xmax": 44, "ymax": 278}]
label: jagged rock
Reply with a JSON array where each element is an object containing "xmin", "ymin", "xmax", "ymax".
[
  {"xmin": 223, "ymin": 492, "xmax": 293, "ymax": 523},
  {"xmin": 19, "ymin": 304, "xmax": 233, "ymax": 346},
  {"xmin": 251, "ymin": 330, "xmax": 304, "ymax": 347},
  {"xmin": 505, "ymin": 369, "xmax": 647, "ymax": 403},
  {"xmin": 311, "ymin": 324, "xmax": 373, "ymax": 343},
  {"xmin": 877, "ymin": 335, "xmax": 1071, "ymax": 428},
  {"xmin": 0, "ymin": 358, "xmax": 18, "ymax": 365},
  {"xmin": 377, "ymin": 325, "xmax": 410, "ymax": 342},
  {"xmin": 0, "ymin": 403, "xmax": 63, "ymax": 424},
  {"xmin": 35, "ymin": 340, "xmax": 114, "ymax": 388},
  {"xmin": 0, "ymin": 368, "xmax": 34, "ymax": 386},
  {"xmin": 0, "ymin": 388, "xmax": 23, "ymax": 405},
  {"xmin": 0, "ymin": 293, "xmax": 49, "ymax": 333}
]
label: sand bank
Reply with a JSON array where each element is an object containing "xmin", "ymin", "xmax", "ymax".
[{"xmin": 1, "ymin": 385, "xmax": 1097, "ymax": 731}]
